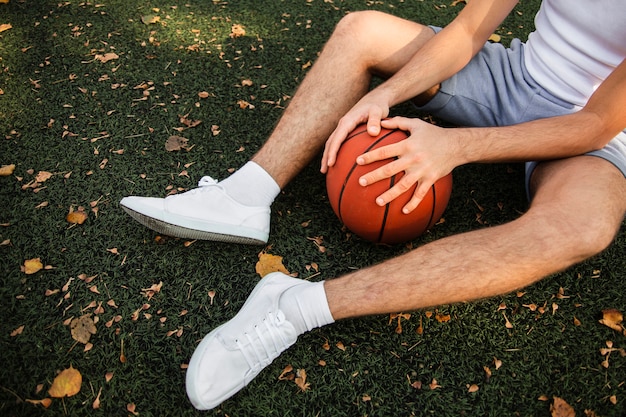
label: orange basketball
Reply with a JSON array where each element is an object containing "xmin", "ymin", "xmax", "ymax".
[{"xmin": 326, "ymin": 124, "xmax": 452, "ymax": 244}]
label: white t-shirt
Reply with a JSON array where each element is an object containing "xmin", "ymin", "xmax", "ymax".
[{"xmin": 524, "ymin": 0, "xmax": 625, "ymax": 107}]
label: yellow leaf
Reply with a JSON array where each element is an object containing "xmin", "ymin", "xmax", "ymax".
[
  {"xmin": 468, "ymin": 384, "xmax": 479, "ymax": 393},
  {"xmin": 255, "ymin": 253, "xmax": 290, "ymax": 277},
  {"xmin": 0, "ymin": 23, "xmax": 11, "ymax": 33},
  {"xmin": 23, "ymin": 258, "xmax": 43, "ymax": 274},
  {"xmin": 0, "ymin": 164, "xmax": 15, "ymax": 176},
  {"xmin": 48, "ymin": 366, "xmax": 82, "ymax": 398},
  {"xmin": 66, "ymin": 209, "xmax": 88, "ymax": 224},
  {"xmin": 489, "ymin": 33, "xmax": 502, "ymax": 43},
  {"xmin": 599, "ymin": 308, "xmax": 624, "ymax": 332},
  {"xmin": 141, "ymin": 14, "xmax": 160, "ymax": 24}
]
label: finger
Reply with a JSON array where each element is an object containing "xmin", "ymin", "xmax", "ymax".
[
  {"xmin": 356, "ymin": 142, "xmax": 402, "ymax": 168},
  {"xmin": 366, "ymin": 108, "xmax": 384, "ymax": 136},
  {"xmin": 380, "ymin": 116, "xmax": 419, "ymax": 132},
  {"xmin": 373, "ymin": 173, "xmax": 420, "ymax": 206},
  {"xmin": 401, "ymin": 183, "xmax": 432, "ymax": 214},
  {"xmin": 358, "ymin": 155, "xmax": 404, "ymax": 186},
  {"xmin": 321, "ymin": 121, "xmax": 357, "ymax": 172}
]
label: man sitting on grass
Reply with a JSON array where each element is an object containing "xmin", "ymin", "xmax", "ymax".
[{"xmin": 120, "ymin": 0, "xmax": 626, "ymax": 410}]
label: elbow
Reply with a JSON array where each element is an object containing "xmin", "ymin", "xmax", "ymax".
[{"xmin": 579, "ymin": 108, "xmax": 625, "ymax": 151}]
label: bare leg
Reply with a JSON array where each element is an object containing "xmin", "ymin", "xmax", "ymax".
[
  {"xmin": 251, "ymin": 11, "xmax": 438, "ymax": 188},
  {"xmin": 325, "ymin": 156, "xmax": 626, "ymax": 319}
]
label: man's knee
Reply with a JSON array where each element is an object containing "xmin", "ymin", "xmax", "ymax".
[{"xmin": 529, "ymin": 157, "xmax": 626, "ymax": 261}]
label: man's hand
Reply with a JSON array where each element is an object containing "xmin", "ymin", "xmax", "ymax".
[
  {"xmin": 320, "ymin": 92, "xmax": 391, "ymax": 174},
  {"xmin": 356, "ymin": 117, "xmax": 458, "ymax": 214}
]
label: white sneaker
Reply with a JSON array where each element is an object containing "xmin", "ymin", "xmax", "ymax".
[
  {"xmin": 120, "ymin": 176, "xmax": 270, "ymax": 245},
  {"xmin": 185, "ymin": 272, "xmax": 303, "ymax": 410}
]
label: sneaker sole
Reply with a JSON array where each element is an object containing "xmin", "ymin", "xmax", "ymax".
[{"xmin": 121, "ymin": 205, "xmax": 267, "ymax": 245}]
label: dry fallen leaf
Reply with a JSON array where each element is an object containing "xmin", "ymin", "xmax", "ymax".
[
  {"xmin": 92, "ymin": 387, "xmax": 102, "ymax": 409},
  {"xmin": 489, "ymin": 33, "xmax": 502, "ymax": 43},
  {"xmin": 230, "ymin": 24, "xmax": 246, "ymax": 38},
  {"xmin": 141, "ymin": 281, "xmax": 163, "ymax": 300},
  {"xmin": 0, "ymin": 164, "xmax": 15, "ymax": 176},
  {"xmin": 294, "ymin": 368, "xmax": 311, "ymax": 392},
  {"xmin": 22, "ymin": 258, "xmax": 43, "ymax": 274},
  {"xmin": 67, "ymin": 208, "xmax": 88, "ymax": 225},
  {"xmin": 278, "ymin": 364, "xmax": 294, "ymax": 381},
  {"xmin": 165, "ymin": 135, "xmax": 190, "ymax": 152},
  {"xmin": 0, "ymin": 23, "xmax": 12, "ymax": 33},
  {"xmin": 70, "ymin": 314, "xmax": 97, "ymax": 344},
  {"xmin": 599, "ymin": 309, "xmax": 624, "ymax": 333},
  {"xmin": 389, "ymin": 313, "xmax": 411, "ymax": 334},
  {"xmin": 35, "ymin": 171, "xmax": 52, "ymax": 183},
  {"xmin": 550, "ymin": 397, "xmax": 575, "ymax": 417},
  {"xmin": 48, "ymin": 366, "xmax": 82, "ymax": 398},
  {"xmin": 255, "ymin": 252, "xmax": 290, "ymax": 277},
  {"xmin": 25, "ymin": 398, "xmax": 52, "ymax": 408},
  {"xmin": 10, "ymin": 325, "xmax": 24, "ymax": 337},
  {"xmin": 95, "ymin": 52, "xmax": 119, "ymax": 63},
  {"xmin": 141, "ymin": 14, "xmax": 160, "ymax": 24}
]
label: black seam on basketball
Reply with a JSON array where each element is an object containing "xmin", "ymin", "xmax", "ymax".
[
  {"xmin": 378, "ymin": 174, "xmax": 395, "ymax": 243},
  {"xmin": 426, "ymin": 183, "xmax": 437, "ymax": 229},
  {"xmin": 337, "ymin": 130, "xmax": 398, "ymax": 222}
]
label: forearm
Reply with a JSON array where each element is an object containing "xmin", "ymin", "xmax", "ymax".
[
  {"xmin": 374, "ymin": 0, "xmax": 519, "ymax": 107},
  {"xmin": 453, "ymin": 110, "xmax": 614, "ymax": 165}
]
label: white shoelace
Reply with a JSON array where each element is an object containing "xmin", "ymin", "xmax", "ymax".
[
  {"xmin": 234, "ymin": 311, "xmax": 291, "ymax": 372},
  {"xmin": 197, "ymin": 176, "xmax": 218, "ymax": 187}
]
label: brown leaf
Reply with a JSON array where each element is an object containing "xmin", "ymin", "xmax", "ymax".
[
  {"xmin": 26, "ymin": 398, "xmax": 52, "ymax": 408},
  {"xmin": 551, "ymin": 397, "xmax": 575, "ymax": 417},
  {"xmin": 35, "ymin": 171, "xmax": 52, "ymax": 183},
  {"xmin": 141, "ymin": 281, "xmax": 163, "ymax": 300},
  {"xmin": 179, "ymin": 114, "xmax": 202, "ymax": 128},
  {"xmin": 230, "ymin": 24, "xmax": 246, "ymax": 38},
  {"xmin": 10, "ymin": 325, "xmax": 24, "ymax": 337},
  {"xmin": 94, "ymin": 52, "xmax": 119, "ymax": 63},
  {"xmin": 255, "ymin": 252, "xmax": 290, "ymax": 277},
  {"xmin": 435, "ymin": 313, "xmax": 451, "ymax": 323},
  {"xmin": 70, "ymin": 314, "xmax": 97, "ymax": 344},
  {"xmin": 294, "ymin": 369, "xmax": 311, "ymax": 392},
  {"xmin": 0, "ymin": 23, "xmax": 12, "ymax": 33},
  {"xmin": 278, "ymin": 364, "xmax": 294, "ymax": 381},
  {"xmin": 92, "ymin": 387, "xmax": 102, "ymax": 409},
  {"xmin": 165, "ymin": 135, "xmax": 190, "ymax": 152},
  {"xmin": 48, "ymin": 366, "xmax": 82, "ymax": 398}
]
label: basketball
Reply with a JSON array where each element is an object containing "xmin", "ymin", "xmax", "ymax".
[{"xmin": 326, "ymin": 124, "xmax": 452, "ymax": 244}]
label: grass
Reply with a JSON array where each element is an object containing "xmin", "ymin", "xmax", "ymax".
[{"xmin": 0, "ymin": 0, "xmax": 624, "ymax": 416}]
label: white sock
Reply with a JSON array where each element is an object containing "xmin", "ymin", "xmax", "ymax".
[
  {"xmin": 218, "ymin": 161, "xmax": 280, "ymax": 207},
  {"xmin": 279, "ymin": 280, "xmax": 335, "ymax": 335}
]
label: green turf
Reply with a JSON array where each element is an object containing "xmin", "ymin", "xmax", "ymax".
[{"xmin": 1, "ymin": 0, "xmax": 624, "ymax": 416}]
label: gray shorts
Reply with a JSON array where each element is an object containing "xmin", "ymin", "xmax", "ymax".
[{"xmin": 416, "ymin": 27, "xmax": 626, "ymax": 196}]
